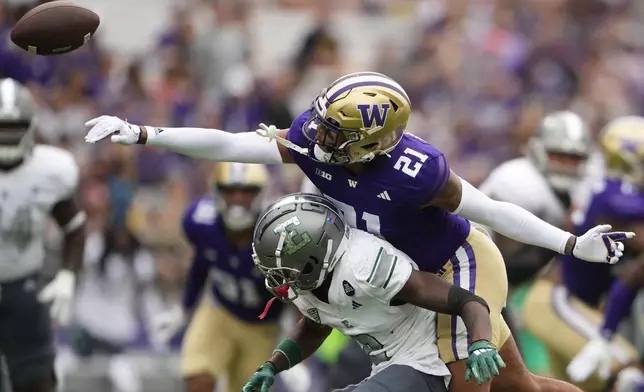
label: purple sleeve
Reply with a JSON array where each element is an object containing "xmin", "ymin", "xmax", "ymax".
[
  {"xmin": 421, "ymin": 153, "xmax": 451, "ymax": 202},
  {"xmin": 600, "ymin": 280, "xmax": 638, "ymax": 338},
  {"xmin": 182, "ymin": 256, "xmax": 209, "ymax": 310}
]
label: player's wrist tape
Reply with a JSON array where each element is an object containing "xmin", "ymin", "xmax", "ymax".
[
  {"xmin": 136, "ymin": 126, "xmax": 147, "ymax": 144},
  {"xmin": 272, "ymin": 339, "xmax": 303, "ymax": 369},
  {"xmin": 447, "ymin": 286, "xmax": 489, "ymax": 315}
]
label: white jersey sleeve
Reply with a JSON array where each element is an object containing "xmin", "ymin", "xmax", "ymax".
[{"xmin": 350, "ymin": 232, "xmax": 414, "ymax": 304}]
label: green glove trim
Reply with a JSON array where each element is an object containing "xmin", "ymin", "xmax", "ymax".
[{"xmin": 273, "ymin": 339, "xmax": 303, "ymax": 369}]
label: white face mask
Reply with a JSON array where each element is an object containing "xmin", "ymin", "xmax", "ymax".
[{"xmin": 222, "ymin": 204, "xmax": 256, "ymax": 231}]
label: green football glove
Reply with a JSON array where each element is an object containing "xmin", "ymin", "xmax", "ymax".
[
  {"xmin": 465, "ymin": 340, "xmax": 506, "ymax": 385},
  {"xmin": 242, "ymin": 362, "xmax": 276, "ymax": 392}
]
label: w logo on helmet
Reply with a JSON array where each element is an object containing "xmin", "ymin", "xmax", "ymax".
[{"xmin": 357, "ymin": 103, "xmax": 391, "ymax": 130}]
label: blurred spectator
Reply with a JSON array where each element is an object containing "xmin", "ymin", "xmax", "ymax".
[
  {"xmin": 2, "ymin": 0, "xmax": 644, "ymax": 390},
  {"xmin": 58, "ymin": 225, "xmax": 162, "ymax": 392}
]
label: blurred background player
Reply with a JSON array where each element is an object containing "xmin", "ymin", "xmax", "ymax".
[
  {"xmin": 565, "ymin": 117, "xmax": 644, "ymax": 390},
  {"xmin": 149, "ymin": 162, "xmax": 285, "ymax": 392},
  {"xmin": 478, "ymin": 110, "xmax": 592, "ymax": 355},
  {"xmin": 523, "ymin": 116, "xmax": 644, "ymax": 392},
  {"xmin": 0, "ymin": 78, "xmax": 86, "ymax": 392}
]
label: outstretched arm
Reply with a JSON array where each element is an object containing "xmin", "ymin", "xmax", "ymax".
[
  {"xmin": 84, "ymin": 115, "xmax": 293, "ymax": 164},
  {"xmin": 139, "ymin": 126, "xmax": 293, "ymax": 164},
  {"xmin": 428, "ymin": 170, "xmax": 575, "ymax": 255},
  {"xmin": 427, "ymin": 170, "xmax": 632, "ymax": 263}
]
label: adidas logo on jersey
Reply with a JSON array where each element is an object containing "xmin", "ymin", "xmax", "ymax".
[
  {"xmin": 351, "ymin": 301, "xmax": 362, "ymax": 310},
  {"xmin": 348, "ymin": 179, "xmax": 357, "ymax": 188},
  {"xmin": 341, "ymin": 319, "xmax": 354, "ymax": 328},
  {"xmin": 377, "ymin": 191, "xmax": 391, "ymax": 201},
  {"xmin": 307, "ymin": 308, "xmax": 321, "ymax": 323}
]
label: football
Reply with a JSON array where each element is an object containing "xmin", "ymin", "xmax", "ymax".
[{"xmin": 10, "ymin": 1, "xmax": 100, "ymax": 56}]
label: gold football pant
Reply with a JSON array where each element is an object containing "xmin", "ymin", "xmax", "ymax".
[
  {"xmin": 436, "ymin": 226, "xmax": 511, "ymax": 363},
  {"xmin": 181, "ymin": 294, "xmax": 279, "ymax": 392},
  {"xmin": 523, "ymin": 279, "xmax": 637, "ymax": 392}
]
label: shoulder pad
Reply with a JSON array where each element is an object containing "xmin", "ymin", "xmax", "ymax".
[
  {"xmin": 351, "ymin": 240, "xmax": 412, "ymax": 304},
  {"xmin": 32, "ymin": 145, "xmax": 80, "ymax": 200},
  {"xmin": 182, "ymin": 197, "xmax": 218, "ymax": 242},
  {"xmin": 189, "ymin": 198, "xmax": 217, "ymax": 225}
]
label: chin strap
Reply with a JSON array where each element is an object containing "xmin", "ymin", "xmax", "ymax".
[{"xmin": 256, "ymin": 124, "xmax": 309, "ymax": 157}]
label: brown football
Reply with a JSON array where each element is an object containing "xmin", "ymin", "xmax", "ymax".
[{"xmin": 10, "ymin": 1, "xmax": 100, "ymax": 56}]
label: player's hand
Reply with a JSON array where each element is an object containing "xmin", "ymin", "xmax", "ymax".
[
  {"xmin": 567, "ymin": 336, "xmax": 630, "ymax": 382},
  {"xmin": 149, "ymin": 304, "xmax": 186, "ymax": 349},
  {"xmin": 465, "ymin": 340, "xmax": 506, "ymax": 385},
  {"xmin": 255, "ymin": 123, "xmax": 279, "ymax": 141},
  {"xmin": 84, "ymin": 115, "xmax": 141, "ymax": 145},
  {"xmin": 38, "ymin": 269, "xmax": 75, "ymax": 327},
  {"xmin": 242, "ymin": 362, "xmax": 276, "ymax": 392},
  {"xmin": 572, "ymin": 224, "xmax": 634, "ymax": 264}
]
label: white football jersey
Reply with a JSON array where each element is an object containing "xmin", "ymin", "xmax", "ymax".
[
  {"xmin": 292, "ymin": 229, "xmax": 450, "ymax": 379},
  {"xmin": 0, "ymin": 145, "xmax": 79, "ymax": 281},
  {"xmin": 479, "ymin": 157, "xmax": 567, "ymax": 229}
]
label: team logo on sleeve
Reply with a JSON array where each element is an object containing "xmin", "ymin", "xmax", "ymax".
[
  {"xmin": 342, "ymin": 280, "xmax": 355, "ymax": 296},
  {"xmin": 306, "ymin": 308, "xmax": 321, "ymax": 323},
  {"xmin": 357, "ymin": 103, "xmax": 391, "ymax": 131}
]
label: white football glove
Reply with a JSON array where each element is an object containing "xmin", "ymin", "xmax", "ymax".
[
  {"xmin": 38, "ymin": 269, "xmax": 76, "ymax": 327},
  {"xmin": 567, "ymin": 336, "xmax": 631, "ymax": 382},
  {"xmin": 572, "ymin": 224, "xmax": 634, "ymax": 264},
  {"xmin": 149, "ymin": 304, "xmax": 187, "ymax": 349},
  {"xmin": 84, "ymin": 115, "xmax": 141, "ymax": 145}
]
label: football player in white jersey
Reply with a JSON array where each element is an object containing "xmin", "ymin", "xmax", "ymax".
[
  {"xmin": 0, "ymin": 79, "xmax": 86, "ymax": 392},
  {"xmin": 242, "ymin": 193, "xmax": 505, "ymax": 392},
  {"xmin": 478, "ymin": 111, "xmax": 592, "ymax": 345}
]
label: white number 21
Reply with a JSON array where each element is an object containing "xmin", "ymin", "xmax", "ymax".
[{"xmin": 394, "ymin": 148, "xmax": 428, "ymax": 178}]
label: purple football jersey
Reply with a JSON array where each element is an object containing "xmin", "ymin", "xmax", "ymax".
[
  {"xmin": 182, "ymin": 197, "xmax": 281, "ymax": 322},
  {"xmin": 562, "ymin": 178, "xmax": 644, "ymax": 305},
  {"xmin": 286, "ymin": 111, "xmax": 471, "ymax": 273}
]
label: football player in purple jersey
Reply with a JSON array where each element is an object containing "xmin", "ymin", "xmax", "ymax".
[
  {"xmin": 524, "ymin": 117, "xmax": 644, "ymax": 392},
  {"xmin": 84, "ymin": 72, "xmax": 633, "ymax": 392},
  {"xmin": 149, "ymin": 162, "xmax": 284, "ymax": 392}
]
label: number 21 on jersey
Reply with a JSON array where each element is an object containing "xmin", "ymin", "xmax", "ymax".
[
  {"xmin": 394, "ymin": 147, "xmax": 428, "ymax": 178},
  {"xmin": 323, "ymin": 194, "xmax": 382, "ymax": 237}
]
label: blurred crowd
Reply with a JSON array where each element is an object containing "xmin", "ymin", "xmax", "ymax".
[{"xmin": 2, "ymin": 0, "xmax": 644, "ymax": 390}]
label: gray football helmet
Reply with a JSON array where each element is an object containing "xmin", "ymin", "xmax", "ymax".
[
  {"xmin": 0, "ymin": 78, "xmax": 37, "ymax": 164},
  {"xmin": 527, "ymin": 111, "xmax": 592, "ymax": 193},
  {"xmin": 252, "ymin": 193, "xmax": 350, "ymax": 301}
]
